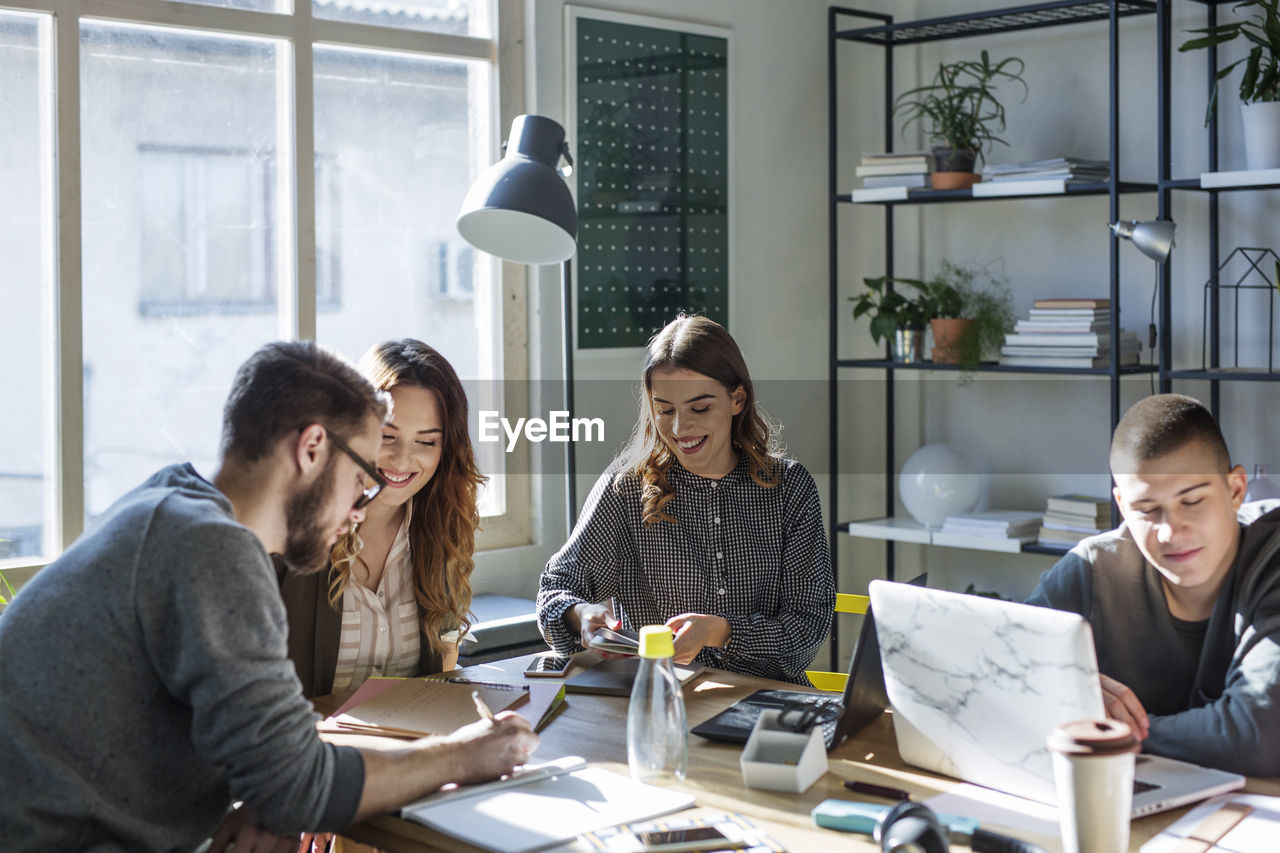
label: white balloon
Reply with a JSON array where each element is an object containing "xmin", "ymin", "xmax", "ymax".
[{"xmin": 898, "ymin": 444, "xmax": 982, "ymax": 528}]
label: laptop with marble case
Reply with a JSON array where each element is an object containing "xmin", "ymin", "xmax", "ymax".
[{"xmin": 868, "ymin": 580, "xmax": 1244, "ymax": 816}]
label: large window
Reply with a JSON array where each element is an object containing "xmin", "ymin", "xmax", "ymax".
[{"xmin": 0, "ymin": 0, "xmax": 521, "ymax": 570}]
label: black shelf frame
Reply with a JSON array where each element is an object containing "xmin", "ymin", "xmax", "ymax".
[{"xmin": 827, "ymin": 1, "xmax": 1158, "ymax": 671}]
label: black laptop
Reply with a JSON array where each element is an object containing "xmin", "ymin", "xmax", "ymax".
[{"xmin": 691, "ymin": 573, "xmax": 925, "ymax": 751}]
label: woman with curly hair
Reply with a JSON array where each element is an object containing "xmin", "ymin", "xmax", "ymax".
[
  {"xmin": 536, "ymin": 314, "xmax": 834, "ymax": 685},
  {"xmin": 280, "ymin": 339, "xmax": 485, "ymax": 698}
]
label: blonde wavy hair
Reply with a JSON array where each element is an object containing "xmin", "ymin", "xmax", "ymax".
[
  {"xmin": 328, "ymin": 339, "xmax": 486, "ymax": 658},
  {"xmin": 617, "ymin": 314, "xmax": 782, "ymax": 525}
]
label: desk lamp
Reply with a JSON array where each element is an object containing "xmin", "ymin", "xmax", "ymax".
[
  {"xmin": 457, "ymin": 114, "xmax": 579, "ymax": 529},
  {"xmin": 1109, "ymin": 218, "xmax": 1177, "ymax": 358}
]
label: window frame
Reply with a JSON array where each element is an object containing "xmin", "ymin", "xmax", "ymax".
[{"xmin": 0, "ymin": 0, "xmax": 534, "ymax": 574}]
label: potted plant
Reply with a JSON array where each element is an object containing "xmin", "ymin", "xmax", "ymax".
[
  {"xmin": 892, "ymin": 50, "xmax": 1028, "ymax": 189},
  {"xmin": 1181, "ymin": 1, "xmax": 1280, "ymax": 170},
  {"xmin": 849, "ymin": 275, "xmax": 937, "ymax": 363},
  {"xmin": 858, "ymin": 261, "xmax": 1015, "ymax": 376}
]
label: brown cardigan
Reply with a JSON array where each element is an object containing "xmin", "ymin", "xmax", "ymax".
[{"xmin": 276, "ymin": 558, "xmax": 441, "ymax": 699}]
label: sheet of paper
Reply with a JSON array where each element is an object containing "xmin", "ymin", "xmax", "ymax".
[
  {"xmin": 403, "ymin": 764, "xmax": 695, "ymax": 853},
  {"xmin": 1141, "ymin": 793, "xmax": 1280, "ymax": 852},
  {"xmin": 925, "ymin": 783, "xmax": 1060, "ymax": 839}
]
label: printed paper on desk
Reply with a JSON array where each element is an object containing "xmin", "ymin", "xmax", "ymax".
[
  {"xmin": 402, "ymin": 759, "xmax": 696, "ymax": 853},
  {"xmin": 1141, "ymin": 793, "xmax": 1280, "ymax": 852}
]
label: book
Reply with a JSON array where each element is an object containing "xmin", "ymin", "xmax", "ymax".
[
  {"xmin": 860, "ymin": 173, "xmax": 929, "ymax": 189},
  {"xmin": 850, "ymin": 185, "xmax": 910, "ymax": 202},
  {"xmin": 1037, "ymin": 526, "xmax": 1097, "ymax": 545},
  {"xmin": 588, "ymin": 625, "xmax": 640, "ymax": 655},
  {"xmin": 1042, "ymin": 518, "xmax": 1105, "ymax": 534},
  {"xmin": 565, "ymin": 656, "xmax": 707, "ymax": 697},
  {"xmin": 400, "ymin": 755, "xmax": 696, "ymax": 853},
  {"xmin": 998, "ymin": 353, "xmax": 1140, "ymax": 368},
  {"xmin": 1001, "ymin": 346, "xmax": 1138, "ymax": 358},
  {"xmin": 1027, "ymin": 308, "xmax": 1111, "ymax": 319},
  {"xmin": 323, "ymin": 678, "xmax": 528, "ymax": 739},
  {"xmin": 1033, "ymin": 297, "xmax": 1111, "ymax": 309},
  {"xmin": 1043, "ymin": 508, "xmax": 1109, "ymax": 528},
  {"xmin": 1047, "ymin": 494, "xmax": 1111, "ymax": 515},
  {"xmin": 1002, "ymin": 332, "xmax": 1135, "ymax": 347},
  {"xmin": 1013, "ymin": 320, "xmax": 1109, "ymax": 333},
  {"xmin": 861, "ymin": 151, "xmax": 930, "ymax": 165},
  {"xmin": 939, "ymin": 510, "xmax": 1042, "ymax": 537},
  {"xmin": 971, "ymin": 178, "xmax": 1067, "ymax": 197},
  {"xmin": 855, "ymin": 162, "xmax": 930, "ymax": 176}
]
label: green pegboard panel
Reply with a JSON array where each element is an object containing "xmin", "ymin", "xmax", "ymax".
[{"xmin": 575, "ymin": 16, "xmax": 728, "ymax": 349}]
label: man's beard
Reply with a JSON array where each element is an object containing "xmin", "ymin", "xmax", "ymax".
[{"xmin": 279, "ymin": 454, "xmax": 339, "ymax": 575}]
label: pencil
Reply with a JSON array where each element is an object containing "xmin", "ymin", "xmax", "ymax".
[{"xmin": 472, "ymin": 690, "xmax": 496, "ymax": 721}]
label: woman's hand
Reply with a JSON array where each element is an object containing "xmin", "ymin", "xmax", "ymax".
[
  {"xmin": 566, "ymin": 602, "xmax": 620, "ymax": 652},
  {"xmin": 665, "ymin": 613, "xmax": 730, "ymax": 665}
]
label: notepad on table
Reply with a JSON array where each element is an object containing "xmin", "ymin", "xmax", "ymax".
[
  {"xmin": 401, "ymin": 755, "xmax": 696, "ymax": 853},
  {"xmin": 322, "ymin": 677, "xmax": 526, "ymax": 739}
]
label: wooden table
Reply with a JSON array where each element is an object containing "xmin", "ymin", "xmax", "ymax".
[{"xmin": 323, "ymin": 653, "xmax": 1280, "ymax": 852}]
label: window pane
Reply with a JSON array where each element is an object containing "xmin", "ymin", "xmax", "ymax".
[
  {"xmin": 162, "ymin": 0, "xmax": 287, "ymax": 15},
  {"xmin": 312, "ymin": 45, "xmax": 503, "ymax": 513},
  {"xmin": 314, "ymin": 0, "xmax": 491, "ymax": 38},
  {"xmin": 0, "ymin": 12, "xmax": 53, "ymax": 563},
  {"xmin": 81, "ymin": 22, "xmax": 286, "ymax": 518}
]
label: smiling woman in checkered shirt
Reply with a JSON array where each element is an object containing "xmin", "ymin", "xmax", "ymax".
[{"xmin": 536, "ymin": 314, "xmax": 835, "ymax": 685}]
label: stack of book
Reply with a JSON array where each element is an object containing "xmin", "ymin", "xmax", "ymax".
[
  {"xmin": 981, "ymin": 156, "xmax": 1110, "ymax": 184},
  {"xmin": 1038, "ymin": 494, "xmax": 1111, "ymax": 547},
  {"xmin": 999, "ymin": 298, "xmax": 1141, "ymax": 368},
  {"xmin": 852, "ymin": 152, "xmax": 930, "ymax": 201},
  {"xmin": 935, "ymin": 510, "xmax": 1043, "ymax": 552}
]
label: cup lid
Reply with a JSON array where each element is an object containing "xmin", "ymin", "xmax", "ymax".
[
  {"xmin": 1047, "ymin": 719, "xmax": 1139, "ymax": 756},
  {"xmin": 638, "ymin": 625, "xmax": 675, "ymax": 659}
]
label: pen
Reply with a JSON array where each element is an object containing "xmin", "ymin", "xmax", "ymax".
[
  {"xmin": 844, "ymin": 780, "xmax": 911, "ymax": 801},
  {"xmin": 472, "ymin": 690, "xmax": 496, "ymax": 722}
]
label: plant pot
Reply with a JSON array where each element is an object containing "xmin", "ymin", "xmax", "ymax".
[
  {"xmin": 930, "ymin": 317, "xmax": 978, "ymax": 363},
  {"xmin": 893, "ymin": 326, "xmax": 927, "ymax": 363},
  {"xmin": 1241, "ymin": 102, "xmax": 1280, "ymax": 170},
  {"xmin": 931, "ymin": 145, "xmax": 977, "ymax": 173},
  {"xmin": 931, "ymin": 171, "xmax": 981, "ymax": 190}
]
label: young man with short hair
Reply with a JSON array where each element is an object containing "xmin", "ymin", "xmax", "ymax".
[
  {"xmin": 1027, "ymin": 393, "xmax": 1280, "ymax": 776},
  {"xmin": 0, "ymin": 341, "xmax": 537, "ymax": 851}
]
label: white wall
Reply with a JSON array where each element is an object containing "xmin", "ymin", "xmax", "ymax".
[{"xmin": 512, "ymin": 1, "xmax": 1280, "ymax": 661}]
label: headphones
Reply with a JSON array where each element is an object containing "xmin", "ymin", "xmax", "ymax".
[{"xmin": 874, "ymin": 800, "xmax": 949, "ymax": 853}]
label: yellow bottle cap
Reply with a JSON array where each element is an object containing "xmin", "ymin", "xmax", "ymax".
[{"xmin": 638, "ymin": 625, "xmax": 675, "ymax": 659}]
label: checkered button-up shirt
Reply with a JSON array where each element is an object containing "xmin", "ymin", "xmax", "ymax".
[{"xmin": 537, "ymin": 455, "xmax": 834, "ymax": 685}]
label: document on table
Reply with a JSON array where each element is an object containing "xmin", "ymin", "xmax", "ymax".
[
  {"xmin": 401, "ymin": 755, "xmax": 696, "ymax": 853},
  {"xmin": 1141, "ymin": 793, "xmax": 1280, "ymax": 852},
  {"xmin": 324, "ymin": 678, "xmax": 526, "ymax": 738}
]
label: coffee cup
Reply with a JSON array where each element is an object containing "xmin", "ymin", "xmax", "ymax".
[{"xmin": 1047, "ymin": 719, "xmax": 1139, "ymax": 853}]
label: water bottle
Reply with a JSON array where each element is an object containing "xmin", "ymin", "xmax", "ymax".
[
  {"xmin": 626, "ymin": 625, "xmax": 688, "ymax": 784},
  {"xmin": 1246, "ymin": 463, "xmax": 1280, "ymax": 503}
]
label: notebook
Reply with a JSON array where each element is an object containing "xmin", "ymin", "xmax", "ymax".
[
  {"xmin": 400, "ymin": 755, "xmax": 695, "ymax": 853},
  {"xmin": 691, "ymin": 574, "xmax": 925, "ymax": 749},
  {"xmin": 869, "ymin": 580, "xmax": 1245, "ymax": 816},
  {"xmin": 564, "ymin": 656, "xmax": 706, "ymax": 697}
]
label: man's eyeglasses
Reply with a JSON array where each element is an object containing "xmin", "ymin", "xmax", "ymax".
[{"xmin": 326, "ymin": 430, "xmax": 388, "ymax": 510}]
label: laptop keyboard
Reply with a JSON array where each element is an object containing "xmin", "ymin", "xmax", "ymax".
[{"xmin": 1134, "ymin": 779, "xmax": 1161, "ymax": 795}]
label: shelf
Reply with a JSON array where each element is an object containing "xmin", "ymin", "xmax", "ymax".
[
  {"xmin": 1166, "ymin": 368, "xmax": 1280, "ymax": 383},
  {"xmin": 841, "ymin": 517, "xmax": 1067, "ymax": 556},
  {"xmin": 1161, "ymin": 170, "xmax": 1280, "ymax": 192},
  {"xmin": 839, "ymin": 181, "xmax": 1155, "ymax": 205},
  {"xmin": 835, "ymin": 1, "xmax": 1156, "ymax": 46},
  {"xmin": 835, "ymin": 358, "xmax": 1158, "ymax": 376}
]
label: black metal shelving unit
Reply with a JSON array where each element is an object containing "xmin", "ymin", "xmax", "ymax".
[{"xmin": 826, "ymin": 1, "xmax": 1160, "ymax": 671}]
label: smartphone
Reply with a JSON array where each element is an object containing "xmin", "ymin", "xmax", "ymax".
[
  {"xmin": 627, "ymin": 824, "xmax": 748, "ymax": 852},
  {"xmin": 524, "ymin": 653, "xmax": 573, "ymax": 677}
]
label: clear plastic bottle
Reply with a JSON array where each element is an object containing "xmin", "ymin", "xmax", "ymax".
[
  {"xmin": 1246, "ymin": 463, "xmax": 1280, "ymax": 503},
  {"xmin": 626, "ymin": 625, "xmax": 688, "ymax": 785}
]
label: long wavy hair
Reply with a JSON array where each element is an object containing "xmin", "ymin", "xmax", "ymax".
[
  {"xmin": 328, "ymin": 339, "xmax": 486, "ymax": 657},
  {"xmin": 617, "ymin": 314, "xmax": 782, "ymax": 525}
]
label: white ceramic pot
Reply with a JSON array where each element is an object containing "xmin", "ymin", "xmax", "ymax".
[{"xmin": 1241, "ymin": 101, "xmax": 1280, "ymax": 170}]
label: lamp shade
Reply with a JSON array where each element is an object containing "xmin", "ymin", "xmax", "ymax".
[
  {"xmin": 457, "ymin": 115, "xmax": 577, "ymax": 265},
  {"xmin": 1110, "ymin": 219, "xmax": 1176, "ymax": 264}
]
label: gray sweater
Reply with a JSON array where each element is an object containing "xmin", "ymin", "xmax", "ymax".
[
  {"xmin": 0, "ymin": 464, "xmax": 364, "ymax": 851},
  {"xmin": 1026, "ymin": 502, "xmax": 1280, "ymax": 777}
]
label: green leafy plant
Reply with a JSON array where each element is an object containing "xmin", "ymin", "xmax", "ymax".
[
  {"xmin": 849, "ymin": 275, "xmax": 938, "ymax": 345},
  {"xmin": 856, "ymin": 261, "xmax": 1015, "ymax": 371},
  {"xmin": 892, "ymin": 50, "xmax": 1028, "ymax": 167},
  {"xmin": 1181, "ymin": 1, "xmax": 1280, "ymax": 125}
]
